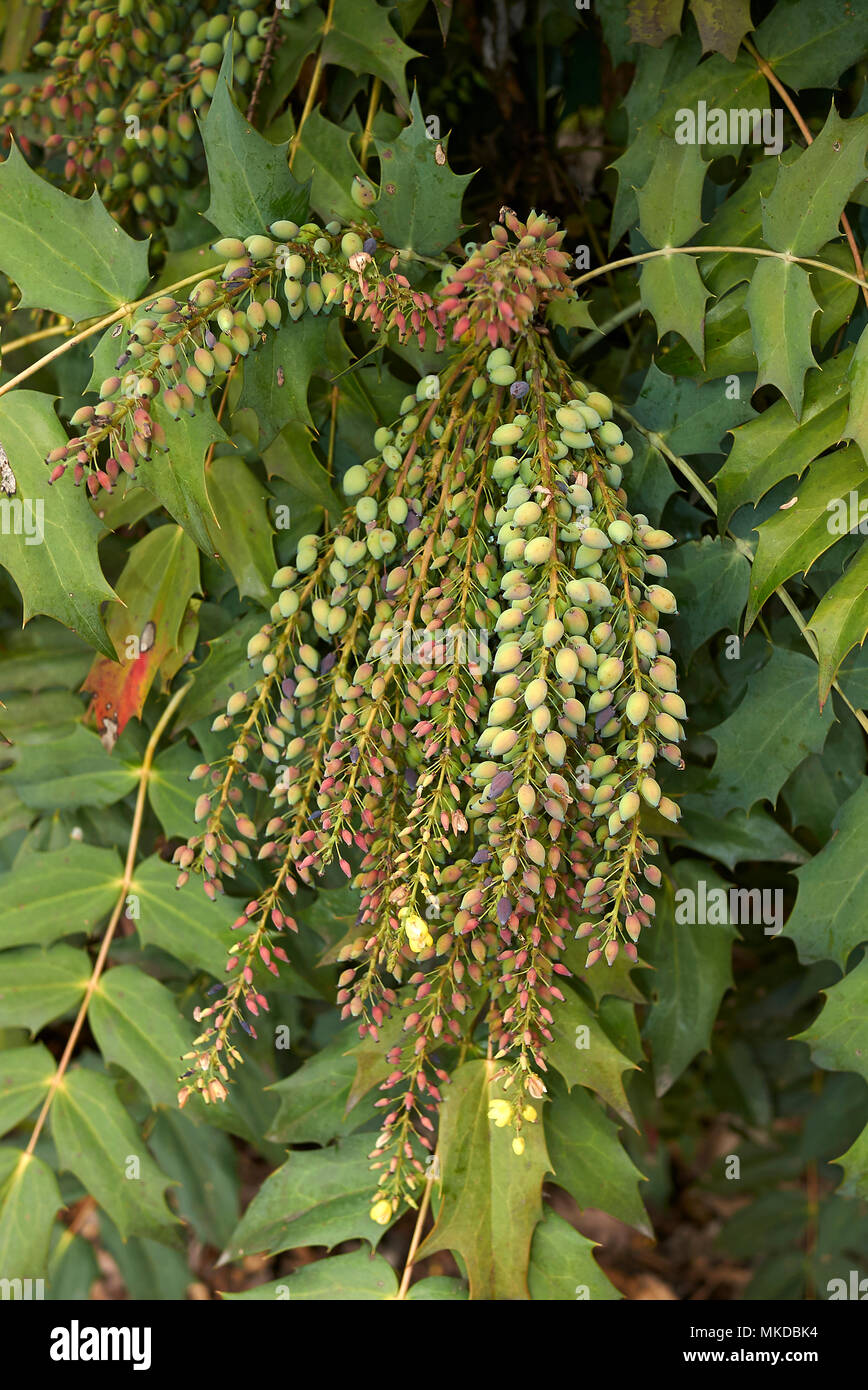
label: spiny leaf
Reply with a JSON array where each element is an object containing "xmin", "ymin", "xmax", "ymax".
[
  {"xmin": 374, "ymin": 89, "xmax": 472, "ymax": 257},
  {"xmin": 642, "ymin": 867, "xmax": 736, "ymax": 1095},
  {"xmin": 806, "ymin": 545, "xmax": 868, "ymax": 703},
  {"xmin": 753, "ymin": 0, "xmax": 868, "ymax": 91},
  {"xmin": 547, "ymin": 989, "xmax": 639, "ymax": 1127},
  {"xmin": 794, "ymin": 957, "xmax": 868, "ymax": 1083},
  {"xmin": 130, "ymin": 854, "xmax": 241, "ymax": 977},
  {"xmin": 220, "ymin": 1135, "xmax": 390, "ymax": 1261},
  {"xmin": 528, "ymin": 1209, "xmax": 619, "ymax": 1300},
  {"xmin": 201, "ymin": 48, "xmax": 309, "ymax": 237},
  {"xmin": 51, "ymin": 1068, "xmax": 179, "ymax": 1244},
  {"xmin": 843, "ymin": 323, "xmax": 868, "ymax": 459},
  {"xmin": 0, "ymin": 391, "xmax": 116, "ymax": 658},
  {"xmin": 762, "ymin": 105, "xmax": 868, "ymax": 257},
  {"xmin": 262, "ymin": 421, "xmax": 342, "ymax": 515},
  {"xmin": 665, "ymin": 537, "xmax": 751, "ymax": 665},
  {"xmin": 80, "ymin": 525, "xmax": 200, "ymax": 744},
  {"xmin": 417, "ymin": 1059, "xmax": 550, "ymax": 1300},
  {"xmin": 639, "ymin": 254, "xmax": 710, "ymax": 361},
  {"xmin": 4, "ymin": 725, "xmax": 139, "ymax": 810},
  {"xmin": 0, "ymin": 141, "xmax": 149, "ymax": 322},
  {"xmin": 0, "ymin": 845, "xmax": 121, "ymax": 951},
  {"xmin": 714, "ymin": 347, "xmax": 851, "ymax": 530},
  {"xmin": 704, "ymin": 646, "xmax": 835, "ymax": 814},
  {"xmin": 636, "ymin": 136, "xmax": 707, "ymax": 246},
  {"xmin": 785, "ymin": 778, "xmax": 868, "ymax": 967},
  {"xmin": 321, "ymin": 0, "xmax": 421, "ymax": 105},
  {"xmin": 689, "ymin": 0, "xmax": 753, "ymax": 60},
  {"xmin": 746, "ymin": 444, "xmax": 868, "ymax": 631},
  {"xmin": 281, "ymin": 107, "xmax": 366, "ymax": 223},
  {"xmin": 626, "ymin": 0, "xmax": 684, "ymax": 47},
  {"xmin": 237, "ymin": 314, "xmax": 329, "ymax": 447},
  {"xmin": 138, "ymin": 402, "xmax": 225, "ymax": 555},
  {"xmin": 632, "ymin": 361, "xmax": 755, "ymax": 456},
  {"xmin": 746, "ymin": 257, "xmax": 818, "ymax": 419},
  {"xmin": 544, "ymin": 1079, "xmax": 651, "ymax": 1235}
]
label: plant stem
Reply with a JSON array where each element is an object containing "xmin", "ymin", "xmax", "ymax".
[
  {"xmin": 288, "ymin": 0, "xmax": 336, "ymax": 171},
  {"xmin": 24, "ymin": 681, "xmax": 191, "ymax": 1156},
  {"xmin": 0, "ymin": 265, "xmax": 226, "ymax": 400},
  {"xmin": 359, "ymin": 76, "xmax": 382, "ymax": 171},
  {"xmin": 743, "ymin": 37, "xmax": 868, "ymax": 311},
  {"xmin": 573, "ymin": 244, "xmax": 868, "ymax": 294}
]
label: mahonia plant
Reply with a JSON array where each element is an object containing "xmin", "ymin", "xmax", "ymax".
[
  {"xmin": 0, "ymin": 0, "xmax": 279, "ymax": 235},
  {"xmin": 153, "ymin": 207, "xmax": 687, "ymax": 1222}
]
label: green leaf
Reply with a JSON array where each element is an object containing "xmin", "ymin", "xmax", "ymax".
[
  {"xmin": 674, "ymin": 802, "xmax": 808, "ymax": 871},
  {"xmin": 283, "ymin": 107, "xmax": 366, "ymax": 223},
  {"xmin": 0, "ymin": 1044, "xmax": 54, "ymax": 1136},
  {"xmin": 785, "ymin": 779, "xmax": 868, "ymax": 967},
  {"xmin": 714, "ymin": 347, "xmax": 851, "ymax": 530},
  {"xmin": 762, "ymin": 106, "xmax": 868, "ymax": 256},
  {"xmin": 781, "ymin": 716, "xmax": 864, "ymax": 843},
  {"xmin": 223, "ymin": 1249, "xmax": 397, "ymax": 1300},
  {"xmin": 665, "ymin": 537, "xmax": 751, "ymax": 665},
  {"xmin": 794, "ymin": 958, "xmax": 868, "ymax": 1082},
  {"xmin": 322, "ymin": 0, "xmax": 421, "ymax": 104},
  {"xmin": 843, "ymin": 323, "xmax": 868, "ymax": 459},
  {"xmin": 147, "ymin": 742, "xmax": 200, "ymax": 840},
  {"xmin": 545, "ymin": 1080, "xmax": 651, "ymax": 1234},
  {"xmin": 205, "ymin": 457, "xmax": 275, "ymax": 606},
  {"xmin": 0, "ymin": 845, "xmax": 121, "ymax": 950},
  {"xmin": 642, "ymin": 867, "xmax": 736, "ymax": 1094},
  {"xmin": 639, "ymin": 254, "xmax": 710, "ymax": 360},
  {"xmin": 172, "ymin": 612, "xmax": 261, "ymax": 730},
  {"xmin": 129, "ymin": 854, "xmax": 237, "ymax": 977},
  {"xmin": 89, "ymin": 967, "xmax": 193, "ymax": 1110},
  {"xmin": 237, "ymin": 315, "xmax": 329, "ymax": 446},
  {"xmin": 632, "ymin": 362, "xmax": 755, "ymax": 456},
  {"xmin": 4, "ymin": 725, "xmax": 139, "ymax": 811},
  {"xmin": 0, "ymin": 142, "xmax": 149, "ymax": 321},
  {"xmin": 746, "ymin": 258, "xmax": 818, "ymax": 419},
  {"xmin": 754, "ymin": 0, "xmax": 868, "ymax": 91},
  {"xmin": 201, "ymin": 49, "xmax": 309, "ymax": 237},
  {"xmin": 835, "ymin": 1125, "xmax": 868, "ymax": 1201},
  {"xmin": 627, "ymin": 0, "xmax": 684, "ymax": 47},
  {"xmin": 148, "ymin": 1110, "xmax": 240, "ymax": 1249},
  {"xmin": 806, "ymin": 544, "xmax": 868, "ymax": 702},
  {"xmin": 746, "ymin": 444, "xmax": 868, "ymax": 631},
  {"xmin": 705, "ymin": 647, "xmax": 835, "ymax": 814},
  {"xmin": 138, "ymin": 402, "xmax": 224, "ymax": 555},
  {"xmin": 0, "ymin": 391, "xmax": 116, "ymax": 658},
  {"xmin": 51, "ymin": 1068, "xmax": 179, "ymax": 1243},
  {"xmin": 221, "ymin": 1134, "xmax": 387, "ymax": 1260},
  {"xmin": 267, "ymin": 1029, "xmax": 379, "ymax": 1145},
  {"xmin": 418, "ymin": 1059, "xmax": 550, "ymax": 1299},
  {"xmin": 374, "ymin": 90, "xmax": 472, "ymax": 257},
  {"xmin": 547, "ymin": 989, "xmax": 638, "ymax": 1126},
  {"xmin": 0, "ymin": 1149, "xmax": 62, "ymax": 1279},
  {"xmin": 689, "ymin": 0, "xmax": 753, "ymax": 60},
  {"xmin": 0, "ymin": 945, "xmax": 89, "ymax": 1033},
  {"xmin": 528, "ymin": 1208, "xmax": 618, "ymax": 1300},
  {"xmin": 636, "ymin": 137, "xmax": 707, "ymax": 246},
  {"xmin": 263, "ymin": 421, "xmax": 342, "ymax": 519}
]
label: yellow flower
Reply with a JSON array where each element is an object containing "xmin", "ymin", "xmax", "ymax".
[
  {"xmin": 487, "ymin": 1098, "xmax": 513, "ymax": 1128},
  {"xmin": 369, "ymin": 1199, "xmax": 393, "ymax": 1226},
  {"xmin": 400, "ymin": 909, "xmax": 433, "ymax": 954},
  {"xmin": 522, "ymin": 1105, "xmax": 538, "ymax": 1123},
  {"xmin": 512, "ymin": 1136, "xmax": 526, "ymax": 1156}
]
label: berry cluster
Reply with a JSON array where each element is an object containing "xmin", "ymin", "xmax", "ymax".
[{"xmin": 170, "ymin": 218, "xmax": 685, "ymax": 1217}]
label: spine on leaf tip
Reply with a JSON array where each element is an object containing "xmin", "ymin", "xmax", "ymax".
[{"xmin": 170, "ymin": 208, "xmax": 685, "ymax": 1219}]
